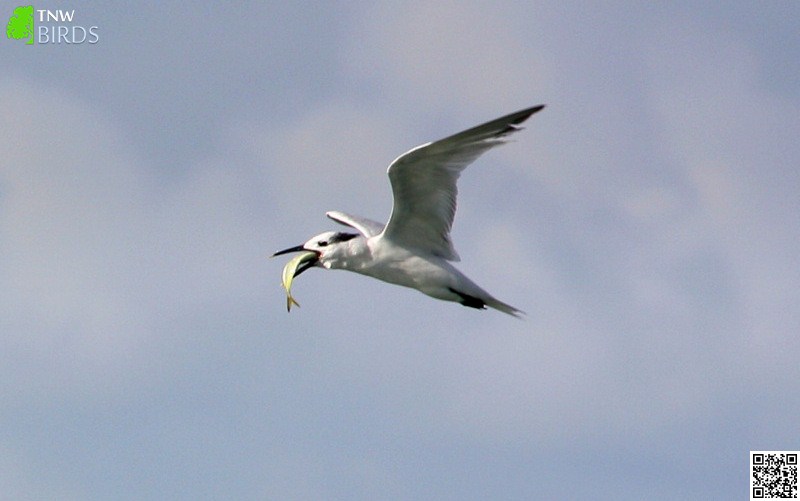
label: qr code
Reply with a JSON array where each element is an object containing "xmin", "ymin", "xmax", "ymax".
[{"xmin": 751, "ymin": 452, "xmax": 798, "ymax": 499}]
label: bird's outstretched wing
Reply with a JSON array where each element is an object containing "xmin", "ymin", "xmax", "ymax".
[
  {"xmin": 326, "ymin": 211, "xmax": 385, "ymax": 237},
  {"xmin": 379, "ymin": 105, "xmax": 544, "ymax": 261}
]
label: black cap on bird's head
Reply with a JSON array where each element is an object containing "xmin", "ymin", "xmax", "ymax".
[{"xmin": 272, "ymin": 231, "xmax": 359, "ymax": 276}]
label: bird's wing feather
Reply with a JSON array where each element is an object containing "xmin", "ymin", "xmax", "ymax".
[
  {"xmin": 326, "ymin": 211, "xmax": 385, "ymax": 237},
  {"xmin": 380, "ymin": 105, "xmax": 544, "ymax": 261}
]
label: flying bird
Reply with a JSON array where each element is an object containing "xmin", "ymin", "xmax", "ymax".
[{"xmin": 273, "ymin": 105, "xmax": 545, "ymax": 317}]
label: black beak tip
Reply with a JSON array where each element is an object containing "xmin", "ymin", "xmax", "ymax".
[{"xmin": 271, "ymin": 244, "xmax": 306, "ymax": 257}]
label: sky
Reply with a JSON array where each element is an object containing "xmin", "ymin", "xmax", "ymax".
[{"xmin": 1, "ymin": 1, "xmax": 799, "ymax": 499}]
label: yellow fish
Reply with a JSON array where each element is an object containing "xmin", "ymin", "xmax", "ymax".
[{"xmin": 280, "ymin": 251, "xmax": 318, "ymax": 312}]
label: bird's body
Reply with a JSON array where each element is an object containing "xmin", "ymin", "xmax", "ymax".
[
  {"xmin": 274, "ymin": 105, "xmax": 545, "ymax": 317},
  {"xmin": 317, "ymin": 232, "xmax": 521, "ymax": 315}
]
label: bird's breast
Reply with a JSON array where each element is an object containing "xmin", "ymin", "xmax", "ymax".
[{"xmin": 357, "ymin": 241, "xmax": 452, "ymax": 290}]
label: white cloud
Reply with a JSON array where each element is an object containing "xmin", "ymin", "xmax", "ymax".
[
  {"xmin": 644, "ymin": 17, "xmax": 800, "ymax": 363},
  {"xmin": 0, "ymin": 78, "xmax": 276, "ymax": 399},
  {"xmin": 0, "ymin": 78, "xmax": 157, "ymax": 397},
  {"xmin": 343, "ymin": 1, "xmax": 549, "ymax": 118},
  {"xmin": 244, "ymin": 102, "xmax": 401, "ymax": 227}
]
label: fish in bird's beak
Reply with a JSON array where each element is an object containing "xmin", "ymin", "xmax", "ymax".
[{"xmin": 273, "ymin": 248, "xmax": 319, "ymax": 312}]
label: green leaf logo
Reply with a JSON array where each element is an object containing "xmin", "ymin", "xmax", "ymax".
[{"xmin": 7, "ymin": 5, "xmax": 34, "ymax": 45}]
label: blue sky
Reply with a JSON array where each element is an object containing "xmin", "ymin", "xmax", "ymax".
[{"xmin": 1, "ymin": 2, "xmax": 798, "ymax": 499}]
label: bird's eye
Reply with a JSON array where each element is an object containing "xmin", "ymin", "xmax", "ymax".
[{"xmin": 318, "ymin": 241, "xmax": 328, "ymax": 247}]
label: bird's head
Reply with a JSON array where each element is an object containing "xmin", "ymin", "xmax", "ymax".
[{"xmin": 272, "ymin": 231, "xmax": 360, "ymax": 272}]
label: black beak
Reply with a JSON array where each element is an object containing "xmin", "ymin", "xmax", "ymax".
[
  {"xmin": 271, "ymin": 244, "xmax": 306, "ymax": 257},
  {"xmin": 271, "ymin": 245, "xmax": 321, "ymax": 278}
]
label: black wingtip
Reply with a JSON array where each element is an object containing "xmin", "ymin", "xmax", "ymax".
[
  {"xmin": 498, "ymin": 105, "xmax": 545, "ymax": 135},
  {"xmin": 511, "ymin": 104, "xmax": 545, "ymax": 125}
]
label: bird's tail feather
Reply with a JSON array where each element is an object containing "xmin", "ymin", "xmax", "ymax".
[
  {"xmin": 485, "ymin": 297, "xmax": 525, "ymax": 318},
  {"xmin": 446, "ymin": 285, "xmax": 524, "ymax": 318}
]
